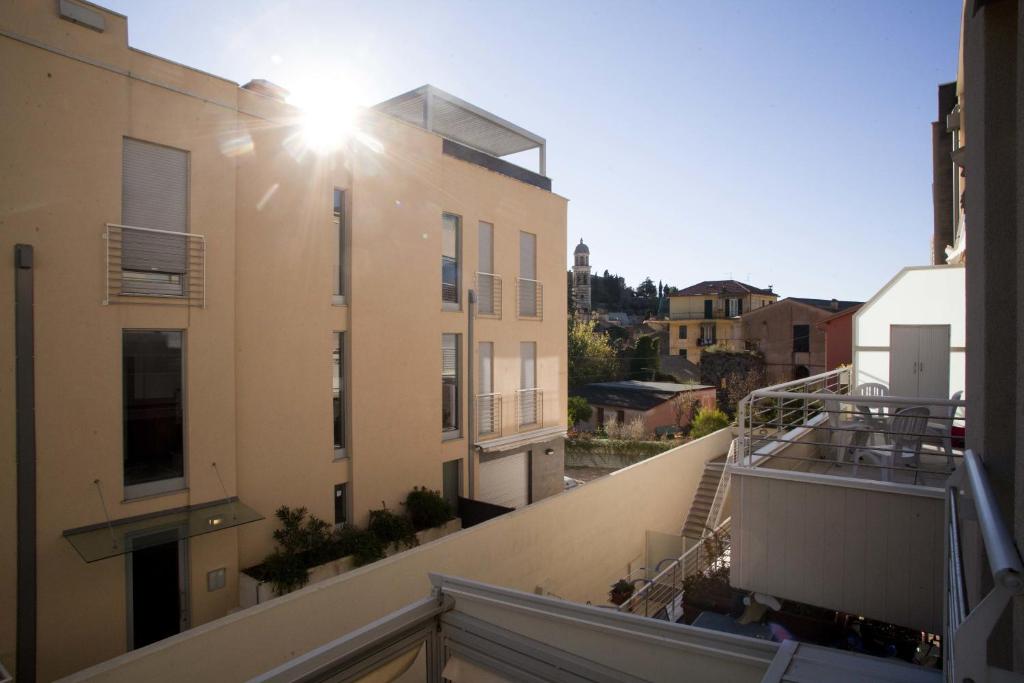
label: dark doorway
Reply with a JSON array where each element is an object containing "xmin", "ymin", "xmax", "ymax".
[
  {"xmin": 129, "ymin": 537, "xmax": 184, "ymax": 649},
  {"xmin": 793, "ymin": 365, "xmax": 811, "ymax": 380}
]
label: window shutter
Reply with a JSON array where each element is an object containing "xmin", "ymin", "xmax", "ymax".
[{"xmin": 122, "ymin": 139, "xmax": 188, "ymax": 273}]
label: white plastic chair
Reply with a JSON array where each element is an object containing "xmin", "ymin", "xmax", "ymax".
[
  {"xmin": 851, "ymin": 406, "xmax": 930, "ymax": 481},
  {"xmin": 926, "ymin": 390, "xmax": 963, "ymax": 469}
]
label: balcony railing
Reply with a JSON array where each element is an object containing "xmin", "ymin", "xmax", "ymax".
[
  {"xmin": 476, "ymin": 393, "xmax": 501, "ymax": 438},
  {"xmin": 618, "ymin": 517, "xmax": 732, "ymax": 619},
  {"xmin": 946, "ymin": 449, "xmax": 1024, "ymax": 683},
  {"xmin": 441, "ymin": 255, "xmax": 458, "ymax": 305},
  {"xmin": 516, "ymin": 277, "xmax": 543, "ymax": 319},
  {"xmin": 104, "ymin": 223, "xmax": 205, "ymax": 306},
  {"xmin": 475, "ymin": 272, "xmax": 502, "ymax": 318},
  {"xmin": 734, "ymin": 367, "xmax": 966, "ymax": 487},
  {"xmin": 516, "ymin": 388, "xmax": 543, "ymax": 429}
]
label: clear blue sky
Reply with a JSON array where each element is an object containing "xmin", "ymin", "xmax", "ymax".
[{"xmin": 103, "ymin": 0, "xmax": 962, "ymax": 301}]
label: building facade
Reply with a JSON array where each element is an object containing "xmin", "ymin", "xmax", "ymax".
[
  {"xmin": 571, "ymin": 239, "xmax": 592, "ymax": 313},
  {"xmin": 817, "ymin": 304, "xmax": 861, "ymax": 371},
  {"xmin": 572, "ymin": 381, "xmax": 716, "ymax": 435},
  {"xmin": 659, "ymin": 280, "xmax": 778, "ymax": 363},
  {"xmin": 0, "ymin": 3, "xmax": 567, "ymax": 679},
  {"xmin": 740, "ymin": 297, "xmax": 861, "ymax": 383}
]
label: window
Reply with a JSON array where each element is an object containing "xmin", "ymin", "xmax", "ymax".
[
  {"xmin": 333, "ymin": 332, "xmax": 346, "ymax": 456},
  {"xmin": 477, "ymin": 221, "xmax": 495, "ymax": 315},
  {"xmin": 519, "ymin": 231, "xmax": 539, "ymax": 318},
  {"xmin": 478, "ymin": 342, "xmax": 496, "ymax": 435},
  {"xmin": 121, "ymin": 138, "xmax": 189, "ymax": 296},
  {"xmin": 793, "ymin": 325, "xmax": 810, "ymax": 353},
  {"xmin": 699, "ymin": 323, "xmax": 717, "ymax": 346},
  {"xmin": 442, "ymin": 213, "xmax": 460, "ymax": 308},
  {"xmin": 703, "ymin": 299, "xmax": 713, "ymax": 319},
  {"xmin": 726, "ymin": 298, "xmax": 742, "ymax": 317},
  {"xmin": 616, "ymin": 409, "xmax": 625, "ymax": 423},
  {"xmin": 520, "ymin": 342, "xmax": 538, "ymax": 426},
  {"xmin": 334, "ymin": 483, "xmax": 348, "ymax": 526},
  {"xmin": 442, "ymin": 459, "xmax": 462, "ymax": 510},
  {"xmin": 597, "ymin": 407, "xmax": 605, "ymax": 426},
  {"xmin": 677, "ymin": 325, "xmax": 687, "ymax": 340},
  {"xmin": 123, "ymin": 330, "xmax": 184, "ymax": 497},
  {"xmin": 334, "ymin": 189, "xmax": 347, "ymax": 303},
  {"xmin": 442, "ymin": 334, "xmax": 460, "ymax": 435}
]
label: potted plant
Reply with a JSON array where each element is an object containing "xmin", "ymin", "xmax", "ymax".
[{"xmin": 609, "ymin": 578, "xmax": 635, "ymax": 605}]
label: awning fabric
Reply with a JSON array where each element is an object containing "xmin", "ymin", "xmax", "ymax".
[{"xmin": 63, "ymin": 497, "xmax": 263, "ymax": 563}]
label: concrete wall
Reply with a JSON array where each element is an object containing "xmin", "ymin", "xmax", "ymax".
[
  {"xmin": 853, "ymin": 266, "xmax": 965, "ymax": 396},
  {"xmin": 0, "ymin": 2, "xmax": 567, "ymax": 678},
  {"xmin": 62, "ymin": 428, "xmax": 734, "ymax": 682}
]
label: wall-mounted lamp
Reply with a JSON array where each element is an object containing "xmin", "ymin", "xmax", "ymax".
[{"xmin": 544, "ymin": 448, "xmax": 555, "ymax": 456}]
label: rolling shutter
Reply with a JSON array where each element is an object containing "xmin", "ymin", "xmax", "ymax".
[
  {"xmin": 122, "ymin": 138, "xmax": 188, "ymax": 273},
  {"xmin": 478, "ymin": 452, "xmax": 529, "ymax": 509}
]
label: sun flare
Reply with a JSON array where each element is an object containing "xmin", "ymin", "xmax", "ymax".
[{"xmin": 288, "ymin": 78, "xmax": 366, "ymax": 155}]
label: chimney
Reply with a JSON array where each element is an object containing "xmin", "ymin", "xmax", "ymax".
[
  {"xmin": 242, "ymin": 79, "xmax": 289, "ymax": 102},
  {"xmin": 830, "ymin": 298, "xmax": 839, "ymax": 311}
]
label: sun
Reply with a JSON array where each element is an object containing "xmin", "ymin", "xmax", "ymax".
[{"xmin": 288, "ymin": 79, "xmax": 365, "ymax": 155}]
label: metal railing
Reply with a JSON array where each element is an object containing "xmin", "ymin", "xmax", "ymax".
[
  {"xmin": 516, "ymin": 277, "xmax": 543, "ymax": 319},
  {"xmin": 618, "ymin": 517, "xmax": 732, "ymax": 619},
  {"xmin": 945, "ymin": 450, "xmax": 1024, "ymax": 683},
  {"xmin": 475, "ymin": 272, "xmax": 502, "ymax": 318},
  {"xmin": 441, "ymin": 256, "xmax": 458, "ymax": 304},
  {"xmin": 735, "ymin": 368, "xmax": 966, "ymax": 486},
  {"xmin": 476, "ymin": 393, "xmax": 502, "ymax": 438},
  {"xmin": 705, "ymin": 443, "xmax": 735, "ymax": 534},
  {"xmin": 104, "ymin": 223, "xmax": 205, "ymax": 307},
  {"xmin": 516, "ymin": 388, "xmax": 543, "ymax": 429}
]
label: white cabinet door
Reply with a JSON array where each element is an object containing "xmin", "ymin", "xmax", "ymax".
[
  {"xmin": 478, "ymin": 452, "xmax": 529, "ymax": 509},
  {"xmin": 889, "ymin": 326, "xmax": 920, "ymax": 397},
  {"xmin": 916, "ymin": 325, "xmax": 951, "ymax": 399},
  {"xmin": 889, "ymin": 325, "xmax": 951, "ymax": 400}
]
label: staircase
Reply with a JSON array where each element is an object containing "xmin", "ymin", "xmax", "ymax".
[{"xmin": 682, "ymin": 459, "xmax": 726, "ymax": 541}]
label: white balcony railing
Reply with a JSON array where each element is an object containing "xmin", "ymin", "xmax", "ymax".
[
  {"xmin": 476, "ymin": 393, "xmax": 501, "ymax": 438},
  {"xmin": 516, "ymin": 277, "xmax": 543, "ymax": 319},
  {"xmin": 475, "ymin": 272, "xmax": 502, "ymax": 318},
  {"xmin": 104, "ymin": 223, "xmax": 205, "ymax": 307},
  {"xmin": 945, "ymin": 449, "xmax": 1024, "ymax": 683},
  {"xmin": 516, "ymin": 388, "xmax": 543, "ymax": 429},
  {"xmin": 734, "ymin": 367, "xmax": 966, "ymax": 487}
]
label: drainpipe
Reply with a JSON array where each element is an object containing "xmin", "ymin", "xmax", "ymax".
[
  {"xmin": 15, "ymin": 244, "xmax": 37, "ymax": 683},
  {"xmin": 466, "ymin": 289, "xmax": 476, "ymax": 499}
]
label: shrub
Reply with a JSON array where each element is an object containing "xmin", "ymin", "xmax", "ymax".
[
  {"xmin": 567, "ymin": 396, "xmax": 593, "ymax": 427},
  {"xmin": 367, "ymin": 505, "xmax": 418, "ymax": 551},
  {"xmin": 604, "ymin": 416, "xmax": 650, "ymax": 441},
  {"xmin": 346, "ymin": 527, "xmax": 387, "ymax": 567},
  {"xmin": 404, "ymin": 487, "xmax": 453, "ymax": 531},
  {"xmin": 262, "ymin": 549, "xmax": 310, "ymax": 596},
  {"xmin": 689, "ymin": 407, "xmax": 731, "ymax": 439},
  {"xmin": 271, "ymin": 506, "xmax": 333, "ymax": 559},
  {"xmin": 609, "ymin": 578, "xmax": 635, "ymax": 605}
]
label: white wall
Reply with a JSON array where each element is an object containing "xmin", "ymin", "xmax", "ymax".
[{"xmin": 853, "ymin": 266, "xmax": 965, "ymax": 396}]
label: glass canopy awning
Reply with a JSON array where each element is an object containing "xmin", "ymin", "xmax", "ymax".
[{"xmin": 63, "ymin": 497, "xmax": 263, "ymax": 563}]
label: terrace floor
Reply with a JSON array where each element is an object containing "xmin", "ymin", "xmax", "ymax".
[{"xmin": 756, "ymin": 445, "xmax": 954, "ymax": 488}]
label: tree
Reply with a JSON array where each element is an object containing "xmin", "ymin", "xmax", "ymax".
[
  {"xmin": 636, "ymin": 277, "xmax": 657, "ymax": 300},
  {"xmin": 626, "ymin": 334, "xmax": 660, "ymax": 380},
  {"xmin": 690, "ymin": 407, "xmax": 731, "ymax": 439},
  {"xmin": 568, "ymin": 396, "xmax": 593, "ymax": 427},
  {"xmin": 568, "ymin": 319, "xmax": 619, "ymax": 389}
]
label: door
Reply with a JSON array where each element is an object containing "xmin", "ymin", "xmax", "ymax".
[
  {"xmin": 704, "ymin": 299, "xmax": 713, "ymax": 319},
  {"xmin": 478, "ymin": 451, "xmax": 529, "ymax": 509},
  {"xmin": 128, "ymin": 532, "xmax": 187, "ymax": 649},
  {"xmin": 478, "ymin": 222, "xmax": 494, "ymax": 314},
  {"xmin": 519, "ymin": 232, "xmax": 537, "ymax": 317},
  {"xmin": 478, "ymin": 342, "xmax": 495, "ymax": 435},
  {"xmin": 889, "ymin": 325, "xmax": 951, "ymax": 399}
]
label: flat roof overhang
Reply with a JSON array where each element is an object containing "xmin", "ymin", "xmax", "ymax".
[
  {"xmin": 374, "ymin": 85, "xmax": 547, "ymax": 174},
  {"xmin": 63, "ymin": 497, "xmax": 263, "ymax": 563}
]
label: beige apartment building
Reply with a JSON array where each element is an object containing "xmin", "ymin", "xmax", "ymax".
[
  {"xmin": 0, "ymin": 2, "xmax": 567, "ymax": 679},
  {"xmin": 654, "ymin": 280, "xmax": 777, "ymax": 363}
]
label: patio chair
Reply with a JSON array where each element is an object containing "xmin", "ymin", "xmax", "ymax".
[
  {"xmin": 851, "ymin": 406, "xmax": 930, "ymax": 481},
  {"xmin": 853, "ymin": 382, "xmax": 889, "ymax": 424},
  {"xmin": 925, "ymin": 390, "xmax": 963, "ymax": 470}
]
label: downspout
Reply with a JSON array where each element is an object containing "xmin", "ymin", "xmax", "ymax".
[
  {"xmin": 14, "ymin": 244, "xmax": 37, "ymax": 683},
  {"xmin": 466, "ymin": 289, "xmax": 475, "ymax": 499}
]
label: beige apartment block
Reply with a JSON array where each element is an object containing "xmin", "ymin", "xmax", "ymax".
[
  {"xmin": 653, "ymin": 280, "xmax": 777, "ymax": 363},
  {"xmin": 0, "ymin": 1, "xmax": 567, "ymax": 679}
]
